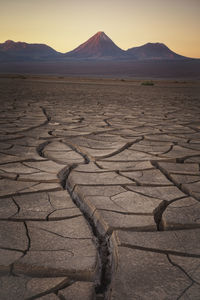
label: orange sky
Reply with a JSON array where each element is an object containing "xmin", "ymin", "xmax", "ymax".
[{"xmin": 1, "ymin": 0, "xmax": 200, "ymax": 58}]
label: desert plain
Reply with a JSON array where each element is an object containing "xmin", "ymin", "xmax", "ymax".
[{"xmin": 0, "ymin": 75, "xmax": 200, "ymax": 299}]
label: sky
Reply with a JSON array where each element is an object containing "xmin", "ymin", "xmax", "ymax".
[{"xmin": 0, "ymin": 0, "xmax": 200, "ymax": 58}]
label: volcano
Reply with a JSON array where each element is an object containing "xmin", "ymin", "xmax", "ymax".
[
  {"xmin": 126, "ymin": 42, "xmax": 187, "ymax": 60},
  {"xmin": 65, "ymin": 31, "xmax": 125, "ymax": 59}
]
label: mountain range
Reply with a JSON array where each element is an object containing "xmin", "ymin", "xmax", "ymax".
[{"xmin": 0, "ymin": 32, "xmax": 193, "ymax": 62}]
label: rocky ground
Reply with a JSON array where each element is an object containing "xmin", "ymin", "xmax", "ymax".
[{"xmin": 0, "ymin": 76, "xmax": 200, "ymax": 299}]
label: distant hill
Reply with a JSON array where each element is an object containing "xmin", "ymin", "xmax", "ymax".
[
  {"xmin": 126, "ymin": 42, "xmax": 188, "ymax": 60},
  {"xmin": 65, "ymin": 31, "xmax": 126, "ymax": 59},
  {"xmin": 0, "ymin": 40, "xmax": 62, "ymax": 61}
]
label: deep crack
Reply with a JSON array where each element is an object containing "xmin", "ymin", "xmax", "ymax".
[{"xmin": 37, "ymin": 137, "xmax": 112, "ymax": 299}]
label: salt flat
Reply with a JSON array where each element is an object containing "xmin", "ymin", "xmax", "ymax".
[{"xmin": 0, "ymin": 76, "xmax": 200, "ymax": 299}]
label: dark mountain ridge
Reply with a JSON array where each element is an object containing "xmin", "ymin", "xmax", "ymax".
[
  {"xmin": 127, "ymin": 42, "xmax": 187, "ymax": 60},
  {"xmin": 0, "ymin": 40, "xmax": 63, "ymax": 61},
  {"xmin": 0, "ymin": 32, "xmax": 195, "ymax": 62}
]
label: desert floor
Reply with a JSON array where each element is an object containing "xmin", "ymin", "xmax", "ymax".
[{"xmin": 0, "ymin": 76, "xmax": 200, "ymax": 299}]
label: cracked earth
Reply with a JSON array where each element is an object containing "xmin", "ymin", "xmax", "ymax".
[{"xmin": 0, "ymin": 77, "xmax": 200, "ymax": 299}]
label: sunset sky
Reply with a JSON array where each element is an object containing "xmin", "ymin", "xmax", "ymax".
[{"xmin": 1, "ymin": 0, "xmax": 200, "ymax": 58}]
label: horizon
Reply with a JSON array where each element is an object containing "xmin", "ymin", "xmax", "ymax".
[{"xmin": 1, "ymin": 0, "xmax": 200, "ymax": 58}]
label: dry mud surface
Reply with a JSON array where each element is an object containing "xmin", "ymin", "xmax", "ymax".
[{"xmin": 0, "ymin": 76, "xmax": 200, "ymax": 299}]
